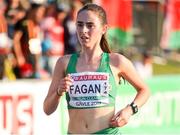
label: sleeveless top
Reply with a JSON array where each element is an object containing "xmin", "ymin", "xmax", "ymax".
[{"xmin": 65, "ymin": 53, "xmax": 117, "ymax": 109}]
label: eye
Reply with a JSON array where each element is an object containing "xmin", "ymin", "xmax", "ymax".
[
  {"xmin": 87, "ymin": 24, "xmax": 94, "ymax": 29},
  {"xmin": 77, "ymin": 23, "xmax": 83, "ymax": 27}
]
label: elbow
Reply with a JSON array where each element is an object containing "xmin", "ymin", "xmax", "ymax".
[
  {"xmin": 43, "ymin": 101, "xmax": 52, "ymax": 115},
  {"xmin": 43, "ymin": 108, "xmax": 51, "ymax": 116}
]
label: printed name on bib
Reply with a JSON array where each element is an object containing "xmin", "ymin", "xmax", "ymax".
[{"xmin": 68, "ymin": 72, "xmax": 111, "ymax": 108}]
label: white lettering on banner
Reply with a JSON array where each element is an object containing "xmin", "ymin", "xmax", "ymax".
[
  {"xmin": 69, "ymin": 72, "xmax": 110, "ymax": 108},
  {"xmin": 0, "ymin": 95, "xmax": 33, "ymax": 134}
]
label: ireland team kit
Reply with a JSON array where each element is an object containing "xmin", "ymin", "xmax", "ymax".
[{"xmin": 65, "ymin": 53, "xmax": 121, "ymax": 134}]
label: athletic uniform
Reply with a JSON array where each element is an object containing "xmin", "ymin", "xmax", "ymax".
[{"xmin": 66, "ymin": 52, "xmax": 121, "ymax": 134}]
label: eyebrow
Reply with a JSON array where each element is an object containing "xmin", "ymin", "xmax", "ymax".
[{"xmin": 77, "ymin": 21, "xmax": 94, "ymax": 25}]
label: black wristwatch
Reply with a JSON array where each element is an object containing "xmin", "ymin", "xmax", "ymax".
[{"xmin": 129, "ymin": 102, "xmax": 138, "ymax": 115}]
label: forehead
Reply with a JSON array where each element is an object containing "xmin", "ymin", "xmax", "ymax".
[{"xmin": 77, "ymin": 10, "xmax": 101, "ymax": 24}]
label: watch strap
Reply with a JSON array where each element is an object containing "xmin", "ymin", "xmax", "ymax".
[{"xmin": 130, "ymin": 102, "xmax": 138, "ymax": 115}]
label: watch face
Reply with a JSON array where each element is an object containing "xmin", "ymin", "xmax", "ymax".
[
  {"xmin": 134, "ymin": 106, "xmax": 138, "ymax": 113},
  {"xmin": 130, "ymin": 102, "xmax": 138, "ymax": 114}
]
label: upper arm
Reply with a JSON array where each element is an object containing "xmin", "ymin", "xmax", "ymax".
[
  {"xmin": 13, "ymin": 31, "xmax": 23, "ymax": 56},
  {"xmin": 13, "ymin": 30, "xmax": 23, "ymax": 48},
  {"xmin": 120, "ymin": 55, "xmax": 148, "ymax": 91},
  {"xmin": 110, "ymin": 53, "xmax": 148, "ymax": 91}
]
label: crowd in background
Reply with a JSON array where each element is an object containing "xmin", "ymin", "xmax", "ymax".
[
  {"xmin": 0, "ymin": 0, "xmax": 93, "ymax": 80},
  {"xmin": 0, "ymin": 0, "xmax": 153, "ymax": 80}
]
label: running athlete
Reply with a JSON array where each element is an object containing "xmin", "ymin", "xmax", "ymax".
[{"xmin": 43, "ymin": 3, "xmax": 150, "ymax": 134}]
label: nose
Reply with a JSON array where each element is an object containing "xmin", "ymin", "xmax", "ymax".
[{"xmin": 82, "ymin": 25, "xmax": 88, "ymax": 33}]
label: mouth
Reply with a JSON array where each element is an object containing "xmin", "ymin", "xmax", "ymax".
[{"xmin": 80, "ymin": 35, "xmax": 89, "ymax": 42}]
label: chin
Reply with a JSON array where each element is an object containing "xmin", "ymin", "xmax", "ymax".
[{"xmin": 81, "ymin": 42, "xmax": 91, "ymax": 47}]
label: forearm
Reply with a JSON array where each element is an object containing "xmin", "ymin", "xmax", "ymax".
[
  {"xmin": 13, "ymin": 32, "xmax": 24, "ymax": 59},
  {"xmin": 43, "ymin": 89, "xmax": 62, "ymax": 115},
  {"xmin": 110, "ymin": 87, "xmax": 150, "ymax": 127},
  {"xmin": 34, "ymin": 54, "xmax": 41, "ymax": 72},
  {"xmin": 14, "ymin": 42, "xmax": 24, "ymax": 58},
  {"xmin": 132, "ymin": 87, "xmax": 150, "ymax": 108}
]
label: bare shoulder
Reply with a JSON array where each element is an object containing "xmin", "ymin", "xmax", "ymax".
[
  {"xmin": 56, "ymin": 54, "xmax": 72, "ymax": 65},
  {"xmin": 109, "ymin": 53, "xmax": 132, "ymax": 68},
  {"xmin": 54, "ymin": 54, "xmax": 72, "ymax": 73}
]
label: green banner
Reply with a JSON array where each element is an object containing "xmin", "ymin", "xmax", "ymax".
[{"xmin": 107, "ymin": 28, "xmax": 133, "ymax": 51}]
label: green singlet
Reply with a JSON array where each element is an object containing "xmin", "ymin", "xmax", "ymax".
[
  {"xmin": 93, "ymin": 127, "xmax": 121, "ymax": 134},
  {"xmin": 65, "ymin": 53, "xmax": 118, "ymax": 109}
]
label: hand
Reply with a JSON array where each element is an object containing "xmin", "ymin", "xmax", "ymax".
[
  {"xmin": 110, "ymin": 105, "xmax": 133, "ymax": 127},
  {"xmin": 57, "ymin": 74, "xmax": 73, "ymax": 96},
  {"xmin": 17, "ymin": 56, "xmax": 25, "ymax": 66}
]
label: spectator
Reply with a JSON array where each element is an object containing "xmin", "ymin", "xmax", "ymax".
[
  {"xmin": 134, "ymin": 51, "xmax": 153, "ymax": 79},
  {"xmin": 63, "ymin": 0, "xmax": 83, "ymax": 54},
  {"xmin": 5, "ymin": 0, "xmax": 30, "ymax": 39},
  {"xmin": 0, "ymin": 0, "xmax": 15, "ymax": 80},
  {"xmin": 41, "ymin": 3, "xmax": 67, "ymax": 74},
  {"xmin": 13, "ymin": 3, "xmax": 45, "ymax": 79}
]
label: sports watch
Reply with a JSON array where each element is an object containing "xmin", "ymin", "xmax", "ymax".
[{"xmin": 130, "ymin": 102, "xmax": 138, "ymax": 115}]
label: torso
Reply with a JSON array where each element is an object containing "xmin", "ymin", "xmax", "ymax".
[
  {"xmin": 61, "ymin": 52, "xmax": 122, "ymax": 133},
  {"xmin": 68, "ymin": 107, "xmax": 115, "ymax": 133}
]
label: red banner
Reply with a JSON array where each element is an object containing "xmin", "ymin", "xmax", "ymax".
[
  {"xmin": 95, "ymin": 0, "xmax": 132, "ymax": 31},
  {"xmin": 171, "ymin": 0, "xmax": 180, "ymax": 30},
  {"xmin": 160, "ymin": 0, "xmax": 180, "ymax": 49}
]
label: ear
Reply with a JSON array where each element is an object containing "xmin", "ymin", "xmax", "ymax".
[{"xmin": 102, "ymin": 24, "xmax": 108, "ymax": 34}]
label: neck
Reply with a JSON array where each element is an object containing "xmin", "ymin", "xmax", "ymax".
[{"xmin": 80, "ymin": 47, "xmax": 103, "ymax": 63}]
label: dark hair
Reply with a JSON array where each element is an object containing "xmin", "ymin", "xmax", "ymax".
[{"xmin": 77, "ymin": 3, "xmax": 111, "ymax": 53}]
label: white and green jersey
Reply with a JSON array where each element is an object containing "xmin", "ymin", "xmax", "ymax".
[{"xmin": 65, "ymin": 53, "xmax": 117, "ymax": 109}]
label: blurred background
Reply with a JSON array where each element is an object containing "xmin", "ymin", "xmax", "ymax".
[{"xmin": 0, "ymin": 0, "xmax": 179, "ymax": 135}]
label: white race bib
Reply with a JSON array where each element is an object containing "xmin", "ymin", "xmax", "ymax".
[{"xmin": 68, "ymin": 72, "xmax": 111, "ymax": 108}]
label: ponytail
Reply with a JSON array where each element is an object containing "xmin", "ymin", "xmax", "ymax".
[{"xmin": 100, "ymin": 34, "xmax": 111, "ymax": 53}]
